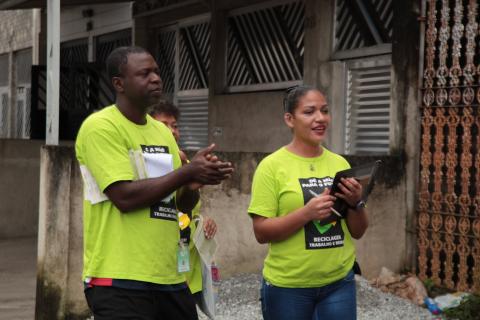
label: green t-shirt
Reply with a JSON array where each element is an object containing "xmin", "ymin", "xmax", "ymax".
[
  {"xmin": 248, "ymin": 147, "xmax": 355, "ymax": 288},
  {"xmin": 75, "ymin": 105, "xmax": 185, "ymax": 285}
]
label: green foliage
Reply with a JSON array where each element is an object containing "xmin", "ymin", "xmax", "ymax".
[
  {"xmin": 443, "ymin": 294, "xmax": 480, "ymax": 320},
  {"xmin": 423, "ymin": 278, "xmax": 453, "ymax": 298}
]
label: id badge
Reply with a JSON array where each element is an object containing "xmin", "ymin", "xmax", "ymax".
[{"xmin": 177, "ymin": 240, "xmax": 190, "ymax": 273}]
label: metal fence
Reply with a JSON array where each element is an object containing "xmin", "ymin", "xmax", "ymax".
[{"xmin": 418, "ymin": 0, "xmax": 480, "ymax": 292}]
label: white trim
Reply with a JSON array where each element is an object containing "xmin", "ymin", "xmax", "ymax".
[
  {"xmin": 177, "ymin": 89, "xmax": 209, "ymax": 97},
  {"xmin": 177, "ymin": 13, "xmax": 211, "ymax": 27},
  {"xmin": 60, "ymin": 20, "xmax": 133, "ymax": 43},
  {"xmin": 227, "ymin": 0, "xmax": 303, "ymax": 16},
  {"xmin": 332, "ymin": 44, "xmax": 392, "ymax": 60},
  {"xmin": 225, "ymin": 80, "xmax": 303, "ymax": 93}
]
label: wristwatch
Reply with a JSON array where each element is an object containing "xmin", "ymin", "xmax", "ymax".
[{"xmin": 350, "ymin": 200, "xmax": 366, "ymax": 210}]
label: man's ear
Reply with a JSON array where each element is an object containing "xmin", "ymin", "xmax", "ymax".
[
  {"xmin": 112, "ymin": 77, "xmax": 124, "ymax": 93},
  {"xmin": 284, "ymin": 113, "xmax": 294, "ymax": 129}
]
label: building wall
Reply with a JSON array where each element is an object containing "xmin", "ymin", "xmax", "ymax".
[
  {"xmin": 0, "ymin": 139, "xmax": 42, "ymax": 239},
  {"xmin": 60, "ymin": 2, "xmax": 132, "ymax": 44},
  {"xmin": 0, "ymin": 9, "xmax": 38, "ymax": 54},
  {"xmin": 209, "ymin": 92, "xmax": 290, "ymax": 153}
]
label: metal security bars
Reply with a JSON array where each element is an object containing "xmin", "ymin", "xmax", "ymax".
[
  {"xmin": 179, "ymin": 22, "xmax": 211, "ymax": 91},
  {"xmin": 15, "ymin": 48, "xmax": 32, "ymax": 138},
  {"xmin": 418, "ymin": 0, "xmax": 480, "ymax": 292},
  {"xmin": 335, "ymin": 0, "xmax": 393, "ymax": 51},
  {"xmin": 157, "ymin": 30, "xmax": 176, "ymax": 94},
  {"xmin": 345, "ymin": 56, "xmax": 391, "ymax": 154},
  {"xmin": 226, "ymin": 1, "xmax": 305, "ymax": 91},
  {"xmin": 0, "ymin": 53, "xmax": 8, "ymax": 86},
  {"xmin": 60, "ymin": 38, "xmax": 88, "ymax": 65},
  {"xmin": 156, "ymin": 19, "xmax": 211, "ymax": 150}
]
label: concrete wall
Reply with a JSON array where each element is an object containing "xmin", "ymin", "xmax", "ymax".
[
  {"xmin": 0, "ymin": 139, "xmax": 42, "ymax": 239},
  {"xmin": 0, "ymin": 9, "xmax": 38, "ymax": 54},
  {"xmin": 209, "ymin": 92, "xmax": 290, "ymax": 153},
  {"xmin": 36, "ymin": 146, "xmax": 88, "ymax": 320},
  {"xmin": 60, "ymin": 2, "xmax": 132, "ymax": 43}
]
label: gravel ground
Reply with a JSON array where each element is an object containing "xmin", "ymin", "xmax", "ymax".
[{"xmin": 199, "ymin": 273, "xmax": 434, "ymax": 320}]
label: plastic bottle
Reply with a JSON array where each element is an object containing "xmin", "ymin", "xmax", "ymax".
[
  {"xmin": 211, "ymin": 262, "xmax": 220, "ymax": 301},
  {"xmin": 211, "ymin": 262, "xmax": 220, "ymax": 283},
  {"xmin": 424, "ymin": 297, "xmax": 441, "ymax": 315}
]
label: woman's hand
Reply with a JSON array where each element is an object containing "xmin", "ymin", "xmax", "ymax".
[
  {"xmin": 334, "ymin": 177, "xmax": 363, "ymax": 208},
  {"xmin": 304, "ymin": 188, "xmax": 336, "ymax": 221},
  {"xmin": 203, "ymin": 217, "xmax": 217, "ymax": 239}
]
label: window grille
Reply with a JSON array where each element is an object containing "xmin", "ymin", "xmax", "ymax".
[
  {"xmin": 0, "ymin": 88, "xmax": 8, "ymax": 138},
  {"xmin": 345, "ymin": 56, "xmax": 391, "ymax": 154},
  {"xmin": 335, "ymin": 0, "xmax": 392, "ymax": 51},
  {"xmin": 0, "ymin": 54, "xmax": 8, "ymax": 86},
  {"xmin": 226, "ymin": 1, "xmax": 304, "ymax": 91},
  {"xmin": 15, "ymin": 48, "xmax": 32, "ymax": 138},
  {"xmin": 179, "ymin": 22, "xmax": 210, "ymax": 91},
  {"xmin": 60, "ymin": 38, "xmax": 89, "ymax": 66},
  {"xmin": 156, "ymin": 19, "xmax": 211, "ymax": 150},
  {"xmin": 157, "ymin": 30, "xmax": 177, "ymax": 94}
]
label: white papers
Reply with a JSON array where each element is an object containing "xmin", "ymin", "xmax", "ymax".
[
  {"xmin": 79, "ymin": 165, "xmax": 108, "ymax": 204},
  {"xmin": 143, "ymin": 152, "xmax": 173, "ymax": 179},
  {"xmin": 129, "ymin": 150, "xmax": 174, "ymax": 203}
]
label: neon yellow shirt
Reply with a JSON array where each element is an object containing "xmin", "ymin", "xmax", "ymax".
[
  {"xmin": 248, "ymin": 147, "xmax": 355, "ymax": 288},
  {"xmin": 75, "ymin": 105, "xmax": 185, "ymax": 285}
]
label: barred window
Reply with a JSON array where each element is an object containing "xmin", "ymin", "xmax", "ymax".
[
  {"xmin": 15, "ymin": 48, "xmax": 32, "ymax": 139},
  {"xmin": 334, "ymin": 0, "xmax": 392, "ymax": 52},
  {"xmin": 226, "ymin": 1, "xmax": 304, "ymax": 92},
  {"xmin": 156, "ymin": 19, "xmax": 211, "ymax": 150}
]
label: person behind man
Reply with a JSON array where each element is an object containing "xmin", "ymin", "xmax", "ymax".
[
  {"xmin": 75, "ymin": 46, "xmax": 233, "ymax": 320},
  {"xmin": 150, "ymin": 102, "xmax": 217, "ymax": 313}
]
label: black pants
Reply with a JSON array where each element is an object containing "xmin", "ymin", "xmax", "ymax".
[{"xmin": 85, "ymin": 286, "xmax": 198, "ymax": 320}]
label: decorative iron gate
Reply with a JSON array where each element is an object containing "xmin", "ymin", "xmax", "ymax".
[{"xmin": 418, "ymin": 0, "xmax": 480, "ymax": 291}]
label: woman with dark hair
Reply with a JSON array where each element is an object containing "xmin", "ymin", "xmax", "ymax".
[{"xmin": 248, "ymin": 86, "xmax": 368, "ymax": 320}]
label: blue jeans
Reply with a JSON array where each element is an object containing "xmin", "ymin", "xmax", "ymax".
[{"xmin": 260, "ymin": 270, "xmax": 356, "ymax": 320}]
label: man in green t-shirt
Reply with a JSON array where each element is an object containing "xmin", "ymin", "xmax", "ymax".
[{"xmin": 75, "ymin": 46, "xmax": 233, "ymax": 320}]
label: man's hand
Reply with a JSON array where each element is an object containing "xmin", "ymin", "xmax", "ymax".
[{"xmin": 188, "ymin": 144, "xmax": 234, "ymax": 185}]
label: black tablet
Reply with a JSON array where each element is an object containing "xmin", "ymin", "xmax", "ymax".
[{"xmin": 319, "ymin": 160, "xmax": 382, "ymax": 226}]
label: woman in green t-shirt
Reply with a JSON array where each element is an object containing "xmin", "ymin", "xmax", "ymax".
[{"xmin": 248, "ymin": 85, "xmax": 368, "ymax": 320}]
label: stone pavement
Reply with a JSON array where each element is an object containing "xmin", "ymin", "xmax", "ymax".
[{"xmin": 0, "ymin": 237, "xmax": 36, "ymax": 320}]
